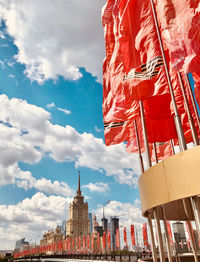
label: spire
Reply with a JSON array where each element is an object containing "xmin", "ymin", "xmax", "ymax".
[{"xmin": 76, "ymin": 171, "xmax": 81, "ymax": 196}]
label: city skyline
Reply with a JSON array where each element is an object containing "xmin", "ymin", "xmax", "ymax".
[{"xmin": 0, "ymin": 0, "xmax": 144, "ymax": 249}]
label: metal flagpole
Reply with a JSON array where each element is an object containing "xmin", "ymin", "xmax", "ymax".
[
  {"xmin": 153, "ymin": 143, "xmax": 158, "ymax": 163},
  {"xmin": 149, "ymin": 0, "xmax": 187, "ymax": 152},
  {"xmin": 153, "ymin": 207, "xmax": 165, "ymax": 262},
  {"xmin": 161, "ymin": 206, "xmax": 173, "ymax": 262},
  {"xmin": 139, "ymin": 101, "xmax": 152, "ymax": 168},
  {"xmin": 185, "ymin": 73, "xmax": 200, "ymax": 136},
  {"xmin": 190, "ymin": 196, "xmax": 200, "ymax": 243},
  {"xmin": 170, "ymin": 140, "xmax": 175, "ymax": 155},
  {"xmin": 147, "ymin": 213, "xmax": 158, "ymax": 262},
  {"xmin": 134, "ymin": 119, "xmax": 145, "ymax": 173},
  {"xmin": 182, "ymin": 199, "xmax": 199, "ymax": 262},
  {"xmin": 177, "ymin": 72, "xmax": 199, "ymax": 146}
]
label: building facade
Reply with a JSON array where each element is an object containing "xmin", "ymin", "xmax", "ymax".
[
  {"xmin": 40, "ymin": 226, "xmax": 64, "ymax": 246},
  {"xmin": 66, "ymin": 173, "xmax": 90, "ymax": 237}
]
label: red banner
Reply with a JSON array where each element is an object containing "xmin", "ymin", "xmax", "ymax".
[
  {"xmin": 116, "ymin": 228, "xmax": 120, "ymax": 248},
  {"xmin": 107, "ymin": 230, "xmax": 111, "ymax": 248},
  {"xmin": 123, "ymin": 227, "xmax": 127, "ymax": 247},
  {"xmin": 143, "ymin": 223, "xmax": 148, "ymax": 246},
  {"xmin": 131, "ymin": 225, "xmax": 136, "ymax": 246}
]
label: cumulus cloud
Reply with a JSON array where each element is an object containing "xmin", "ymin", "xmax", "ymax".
[
  {"xmin": 0, "ymin": 193, "xmax": 145, "ymax": 249},
  {"xmin": 93, "ymin": 199, "xmax": 145, "ymax": 246},
  {"xmin": 0, "ymin": 192, "xmax": 72, "ymax": 249},
  {"xmin": 83, "ymin": 182, "xmax": 109, "ymax": 193},
  {"xmin": 0, "ymin": 94, "xmax": 140, "ymax": 188},
  {"xmin": 0, "ymin": 0, "xmax": 106, "ymax": 83}
]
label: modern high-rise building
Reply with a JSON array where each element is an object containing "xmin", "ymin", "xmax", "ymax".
[
  {"xmin": 110, "ymin": 217, "xmax": 119, "ymax": 251},
  {"xmin": 66, "ymin": 172, "xmax": 90, "ymax": 237},
  {"xmin": 15, "ymin": 238, "xmax": 29, "ymax": 250},
  {"xmin": 101, "ymin": 217, "xmax": 108, "ymax": 232}
]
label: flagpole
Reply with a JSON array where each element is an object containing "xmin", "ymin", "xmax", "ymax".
[
  {"xmin": 139, "ymin": 101, "xmax": 152, "ymax": 168},
  {"xmin": 183, "ymin": 199, "xmax": 199, "ymax": 262},
  {"xmin": 153, "ymin": 207, "xmax": 165, "ymax": 262},
  {"xmin": 153, "ymin": 143, "xmax": 158, "ymax": 163},
  {"xmin": 170, "ymin": 140, "xmax": 175, "ymax": 155},
  {"xmin": 177, "ymin": 72, "xmax": 199, "ymax": 146},
  {"xmin": 149, "ymin": 0, "xmax": 186, "ymax": 152},
  {"xmin": 134, "ymin": 119, "xmax": 145, "ymax": 173},
  {"xmin": 161, "ymin": 206, "xmax": 173, "ymax": 262},
  {"xmin": 185, "ymin": 73, "xmax": 200, "ymax": 136},
  {"xmin": 147, "ymin": 214, "xmax": 158, "ymax": 262}
]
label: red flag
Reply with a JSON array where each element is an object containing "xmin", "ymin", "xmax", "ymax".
[
  {"xmin": 79, "ymin": 236, "xmax": 81, "ymax": 250},
  {"xmin": 166, "ymin": 221, "xmax": 173, "ymax": 244},
  {"xmin": 155, "ymin": 0, "xmax": 200, "ymax": 74},
  {"xmin": 103, "ymin": 231, "xmax": 106, "ymax": 248},
  {"xmin": 143, "ymin": 223, "xmax": 148, "ymax": 246},
  {"xmin": 97, "ymin": 232, "xmax": 100, "ymax": 250},
  {"xmin": 124, "ymin": 227, "xmax": 128, "ymax": 247},
  {"xmin": 131, "ymin": 225, "xmax": 136, "ymax": 246},
  {"xmin": 116, "ymin": 228, "xmax": 120, "ymax": 248},
  {"xmin": 107, "ymin": 230, "xmax": 111, "ymax": 248},
  {"xmin": 87, "ymin": 234, "xmax": 90, "ymax": 250},
  {"xmin": 91, "ymin": 234, "xmax": 94, "ymax": 249},
  {"xmin": 83, "ymin": 235, "xmax": 86, "ymax": 250},
  {"xmin": 72, "ymin": 238, "xmax": 75, "ymax": 250}
]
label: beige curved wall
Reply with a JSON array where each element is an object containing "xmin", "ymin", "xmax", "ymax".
[{"xmin": 139, "ymin": 145, "xmax": 200, "ymax": 219}]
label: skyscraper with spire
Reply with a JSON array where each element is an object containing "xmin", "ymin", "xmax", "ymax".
[{"xmin": 66, "ymin": 172, "xmax": 90, "ymax": 237}]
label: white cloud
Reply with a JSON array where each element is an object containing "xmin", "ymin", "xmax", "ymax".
[
  {"xmin": 46, "ymin": 102, "xmax": 55, "ymax": 108},
  {"xmin": 0, "ymin": 192, "xmax": 72, "ymax": 249},
  {"xmin": 0, "ymin": 94, "xmax": 140, "ymax": 188},
  {"xmin": 46, "ymin": 102, "xmax": 71, "ymax": 115},
  {"xmin": 83, "ymin": 182, "xmax": 109, "ymax": 193},
  {"xmin": 0, "ymin": 0, "xmax": 106, "ymax": 83},
  {"xmin": 8, "ymin": 74, "xmax": 15, "ymax": 78},
  {"xmin": 0, "ymin": 193, "xmax": 145, "ymax": 250},
  {"xmin": 93, "ymin": 200, "xmax": 145, "ymax": 246}
]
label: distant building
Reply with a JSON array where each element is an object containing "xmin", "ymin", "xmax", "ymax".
[
  {"xmin": 172, "ymin": 222, "xmax": 188, "ymax": 253},
  {"xmin": 40, "ymin": 226, "xmax": 64, "ymax": 246},
  {"xmin": 61, "ymin": 220, "xmax": 67, "ymax": 235},
  {"xmin": 92, "ymin": 214, "xmax": 99, "ymax": 235},
  {"xmin": 15, "ymin": 238, "xmax": 29, "ymax": 250},
  {"xmin": 66, "ymin": 172, "xmax": 90, "ymax": 237},
  {"xmin": 88, "ymin": 213, "xmax": 93, "ymax": 233},
  {"xmin": 110, "ymin": 217, "xmax": 119, "ymax": 251},
  {"xmin": 101, "ymin": 217, "xmax": 108, "ymax": 232}
]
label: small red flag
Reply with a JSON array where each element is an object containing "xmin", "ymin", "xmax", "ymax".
[
  {"xmin": 116, "ymin": 228, "xmax": 120, "ymax": 248},
  {"xmin": 142, "ymin": 223, "xmax": 148, "ymax": 246},
  {"xmin": 124, "ymin": 227, "xmax": 128, "ymax": 247},
  {"xmin": 131, "ymin": 225, "xmax": 136, "ymax": 246}
]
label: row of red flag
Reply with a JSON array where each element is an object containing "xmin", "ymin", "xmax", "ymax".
[{"xmin": 102, "ymin": 0, "xmax": 200, "ymax": 160}]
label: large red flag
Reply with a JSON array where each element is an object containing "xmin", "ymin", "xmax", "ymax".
[
  {"xmin": 123, "ymin": 227, "xmax": 128, "ymax": 247},
  {"xmin": 142, "ymin": 223, "xmax": 148, "ymax": 246},
  {"xmin": 131, "ymin": 225, "xmax": 136, "ymax": 246},
  {"xmin": 155, "ymin": 0, "xmax": 200, "ymax": 74},
  {"xmin": 116, "ymin": 228, "xmax": 120, "ymax": 248}
]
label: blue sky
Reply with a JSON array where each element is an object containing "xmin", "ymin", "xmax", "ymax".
[{"xmin": 0, "ymin": 0, "xmax": 144, "ymax": 249}]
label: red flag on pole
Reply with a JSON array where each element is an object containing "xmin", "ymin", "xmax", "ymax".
[
  {"xmin": 131, "ymin": 225, "xmax": 136, "ymax": 246},
  {"xmin": 91, "ymin": 233, "xmax": 94, "ymax": 249},
  {"xmin": 166, "ymin": 221, "xmax": 173, "ymax": 244},
  {"xmin": 154, "ymin": 0, "xmax": 200, "ymax": 74},
  {"xmin": 124, "ymin": 227, "xmax": 128, "ymax": 247},
  {"xmin": 103, "ymin": 231, "xmax": 106, "ymax": 248},
  {"xmin": 116, "ymin": 228, "xmax": 120, "ymax": 248},
  {"xmin": 83, "ymin": 235, "xmax": 86, "ymax": 251},
  {"xmin": 143, "ymin": 223, "xmax": 148, "ymax": 246},
  {"xmin": 87, "ymin": 234, "xmax": 90, "ymax": 250},
  {"xmin": 97, "ymin": 232, "xmax": 100, "ymax": 250},
  {"xmin": 107, "ymin": 230, "xmax": 111, "ymax": 248}
]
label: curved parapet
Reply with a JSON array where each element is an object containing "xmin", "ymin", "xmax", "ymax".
[{"xmin": 139, "ymin": 145, "xmax": 200, "ymax": 220}]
